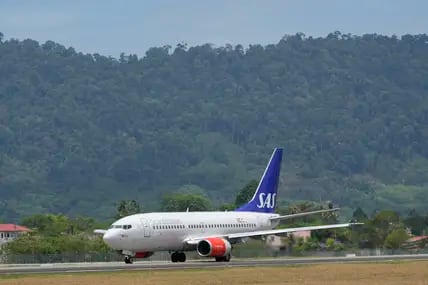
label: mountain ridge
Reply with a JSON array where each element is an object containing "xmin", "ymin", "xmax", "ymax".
[{"xmin": 0, "ymin": 32, "xmax": 427, "ymax": 221}]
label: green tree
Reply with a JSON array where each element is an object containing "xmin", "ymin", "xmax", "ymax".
[
  {"xmin": 21, "ymin": 214, "xmax": 70, "ymax": 236},
  {"xmin": 5, "ymin": 231, "xmax": 112, "ymax": 255},
  {"xmin": 6, "ymin": 213, "xmax": 113, "ymax": 255},
  {"xmin": 70, "ymin": 216, "xmax": 105, "ymax": 233},
  {"xmin": 326, "ymin": 237, "xmax": 335, "ymax": 250},
  {"xmin": 5, "ymin": 235, "xmax": 57, "ymax": 254},
  {"xmin": 367, "ymin": 210, "xmax": 400, "ymax": 247},
  {"xmin": 235, "ymin": 180, "xmax": 258, "ymax": 207},
  {"xmin": 161, "ymin": 192, "xmax": 212, "ymax": 212},
  {"xmin": 218, "ymin": 203, "xmax": 236, "ymax": 211},
  {"xmin": 115, "ymin": 200, "xmax": 141, "ymax": 219},
  {"xmin": 384, "ymin": 227, "xmax": 409, "ymax": 250},
  {"xmin": 352, "ymin": 207, "xmax": 368, "ymax": 221},
  {"xmin": 403, "ymin": 209, "xmax": 426, "ymax": 235}
]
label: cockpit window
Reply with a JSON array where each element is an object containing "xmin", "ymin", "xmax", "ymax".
[{"xmin": 109, "ymin": 224, "xmax": 132, "ymax": 229}]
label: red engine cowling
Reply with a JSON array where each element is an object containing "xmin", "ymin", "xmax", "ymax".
[
  {"xmin": 196, "ymin": 238, "xmax": 231, "ymax": 257},
  {"xmin": 134, "ymin": 252, "xmax": 154, "ymax": 258}
]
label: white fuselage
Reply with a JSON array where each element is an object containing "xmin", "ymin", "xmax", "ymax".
[{"xmin": 103, "ymin": 211, "xmax": 280, "ymax": 252}]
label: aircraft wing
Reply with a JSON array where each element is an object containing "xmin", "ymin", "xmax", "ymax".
[
  {"xmin": 269, "ymin": 208, "xmax": 340, "ymax": 221},
  {"xmin": 94, "ymin": 229, "xmax": 107, "ymax": 235},
  {"xmin": 184, "ymin": 222, "xmax": 362, "ymax": 244}
]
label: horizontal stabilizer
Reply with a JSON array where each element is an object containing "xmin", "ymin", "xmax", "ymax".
[
  {"xmin": 269, "ymin": 208, "xmax": 340, "ymax": 221},
  {"xmin": 94, "ymin": 229, "xmax": 107, "ymax": 235}
]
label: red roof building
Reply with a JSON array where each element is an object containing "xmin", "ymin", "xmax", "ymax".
[
  {"xmin": 402, "ymin": 235, "xmax": 428, "ymax": 250},
  {"xmin": 0, "ymin": 224, "xmax": 31, "ymax": 245},
  {"xmin": 0, "ymin": 224, "xmax": 31, "ymax": 232},
  {"xmin": 406, "ymin": 235, "xmax": 428, "ymax": 243}
]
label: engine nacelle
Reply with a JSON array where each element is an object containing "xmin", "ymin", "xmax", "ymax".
[
  {"xmin": 196, "ymin": 238, "xmax": 231, "ymax": 257},
  {"xmin": 134, "ymin": 252, "xmax": 154, "ymax": 258}
]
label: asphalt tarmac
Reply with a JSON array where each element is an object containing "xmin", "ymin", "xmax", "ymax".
[{"xmin": 1, "ymin": 254, "xmax": 427, "ymax": 275}]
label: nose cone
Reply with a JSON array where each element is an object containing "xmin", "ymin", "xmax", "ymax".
[{"xmin": 103, "ymin": 230, "xmax": 121, "ymax": 250}]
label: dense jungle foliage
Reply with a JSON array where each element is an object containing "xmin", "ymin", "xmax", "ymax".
[{"xmin": 0, "ymin": 31, "xmax": 427, "ymax": 221}]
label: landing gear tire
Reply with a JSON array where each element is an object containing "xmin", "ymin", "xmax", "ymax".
[
  {"xmin": 178, "ymin": 252, "xmax": 186, "ymax": 262},
  {"xmin": 171, "ymin": 252, "xmax": 178, "ymax": 263},
  {"xmin": 224, "ymin": 253, "xmax": 231, "ymax": 262},
  {"xmin": 171, "ymin": 252, "xmax": 186, "ymax": 263},
  {"xmin": 124, "ymin": 256, "xmax": 133, "ymax": 264},
  {"xmin": 215, "ymin": 254, "xmax": 231, "ymax": 262}
]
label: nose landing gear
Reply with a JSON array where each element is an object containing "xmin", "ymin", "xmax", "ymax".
[{"xmin": 171, "ymin": 252, "xmax": 186, "ymax": 262}]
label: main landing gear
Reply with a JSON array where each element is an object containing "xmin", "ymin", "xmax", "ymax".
[
  {"xmin": 215, "ymin": 253, "xmax": 231, "ymax": 262},
  {"xmin": 124, "ymin": 255, "xmax": 133, "ymax": 264},
  {"xmin": 171, "ymin": 252, "xmax": 186, "ymax": 262}
]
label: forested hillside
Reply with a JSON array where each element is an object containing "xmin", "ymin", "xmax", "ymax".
[{"xmin": 0, "ymin": 32, "xmax": 427, "ymax": 221}]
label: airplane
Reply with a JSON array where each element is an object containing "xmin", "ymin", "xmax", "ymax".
[{"xmin": 95, "ymin": 148, "xmax": 361, "ymax": 264}]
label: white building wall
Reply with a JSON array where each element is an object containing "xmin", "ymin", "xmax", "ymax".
[{"xmin": 0, "ymin": 232, "xmax": 20, "ymax": 245}]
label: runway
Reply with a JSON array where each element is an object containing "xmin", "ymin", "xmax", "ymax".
[{"xmin": 1, "ymin": 254, "xmax": 428, "ymax": 275}]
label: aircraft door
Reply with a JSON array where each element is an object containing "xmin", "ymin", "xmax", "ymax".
[
  {"xmin": 256, "ymin": 216, "xmax": 264, "ymax": 229},
  {"xmin": 141, "ymin": 219, "xmax": 151, "ymax": 237},
  {"xmin": 257, "ymin": 215, "xmax": 268, "ymax": 229}
]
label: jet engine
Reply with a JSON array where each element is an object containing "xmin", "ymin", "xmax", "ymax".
[{"xmin": 196, "ymin": 237, "xmax": 231, "ymax": 257}]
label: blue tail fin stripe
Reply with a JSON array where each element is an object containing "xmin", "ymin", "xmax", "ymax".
[{"xmin": 235, "ymin": 148, "xmax": 283, "ymax": 213}]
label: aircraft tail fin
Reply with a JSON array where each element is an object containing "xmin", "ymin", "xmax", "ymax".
[{"xmin": 235, "ymin": 148, "xmax": 283, "ymax": 213}]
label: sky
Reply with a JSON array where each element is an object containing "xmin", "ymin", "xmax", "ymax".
[{"xmin": 0, "ymin": 0, "xmax": 427, "ymax": 58}]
